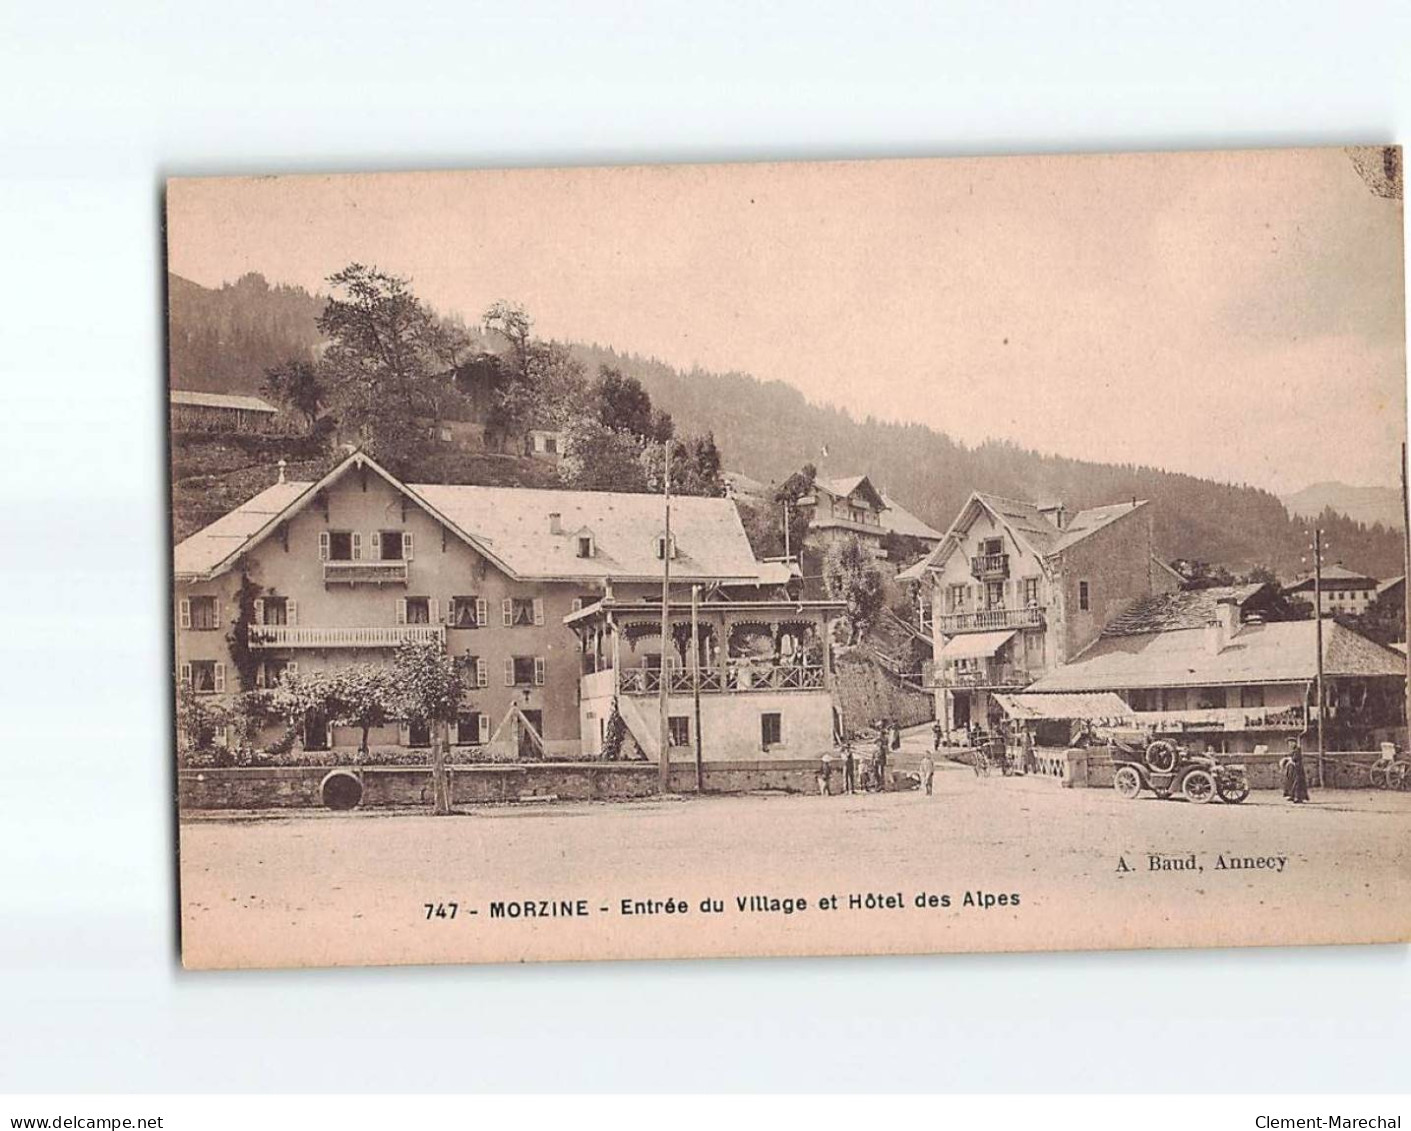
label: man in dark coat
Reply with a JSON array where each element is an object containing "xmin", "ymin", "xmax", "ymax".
[
  {"xmin": 875, "ymin": 726, "xmax": 889, "ymax": 791},
  {"xmin": 1286, "ymin": 737, "xmax": 1310, "ymax": 804},
  {"xmin": 843, "ymin": 742, "xmax": 856, "ymax": 794}
]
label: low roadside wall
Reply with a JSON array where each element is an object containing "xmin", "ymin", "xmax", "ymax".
[{"xmin": 179, "ymin": 758, "xmax": 829, "ymax": 811}]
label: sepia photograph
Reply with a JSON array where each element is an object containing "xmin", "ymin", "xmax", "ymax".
[{"xmin": 166, "ymin": 146, "xmax": 1409, "ymax": 970}]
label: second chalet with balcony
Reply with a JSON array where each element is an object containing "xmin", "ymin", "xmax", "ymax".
[{"xmin": 899, "ymin": 493, "xmax": 1178, "ymax": 733}]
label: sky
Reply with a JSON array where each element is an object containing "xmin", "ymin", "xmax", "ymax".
[{"xmin": 166, "ymin": 147, "xmax": 1406, "ymax": 496}]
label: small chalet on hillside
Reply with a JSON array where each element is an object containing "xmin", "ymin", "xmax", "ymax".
[
  {"xmin": 170, "ymin": 389, "xmax": 282, "ymax": 434},
  {"xmin": 899, "ymin": 493, "xmax": 1177, "ymax": 734},
  {"xmin": 796, "ymin": 474, "xmax": 943, "ymax": 561}
]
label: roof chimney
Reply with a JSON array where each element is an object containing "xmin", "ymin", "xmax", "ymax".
[
  {"xmin": 1207, "ymin": 596, "xmax": 1240, "ymax": 654},
  {"xmin": 1038, "ymin": 501, "xmax": 1067, "ymax": 530},
  {"xmin": 548, "ymin": 512, "xmax": 562, "ymax": 535}
]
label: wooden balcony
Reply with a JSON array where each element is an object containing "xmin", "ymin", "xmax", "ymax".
[
  {"xmin": 934, "ymin": 665, "xmax": 1031, "ymax": 690},
  {"xmin": 937, "ymin": 606, "xmax": 1045, "ymax": 634},
  {"xmin": 248, "ymin": 624, "xmax": 445, "ymax": 649},
  {"xmin": 969, "ymin": 552, "xmax": 1009, "ymax": 580},
  {"xmin": 617, "ymin": 664, "xmax": 824, "ymax": 695},
  {"xmin": 323, "ymin": 559, "xmax": 409, "ymax": 586}
]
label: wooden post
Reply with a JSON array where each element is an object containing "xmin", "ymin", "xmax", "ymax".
[
  {"xmin": 658, "ymin": 440, "xmax": 672, "ymax": 793},
  {"xmin": 692, "ymin": 585, "xmax": 704, "ymax": 792},
  {"xmin": 1402, "ymin": 443, "xmax": 1410, "ymax": 743},
  {"xmin": 1314, "ymin": 528, "xmax": 1326, "ymax": 788}
]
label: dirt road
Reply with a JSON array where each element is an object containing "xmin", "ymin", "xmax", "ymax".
[{"xmin": 179, "ymin": 763, "xmax": 1411, "ymax": 969}]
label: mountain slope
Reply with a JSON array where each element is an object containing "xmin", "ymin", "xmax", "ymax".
[
  {"xmin": 164, "ymin": 273, "xmax": 1407, "ymax": 579},
  {"xmin": 1283, "ymin": 482, "xmax": 1404, "ymax": 532}
]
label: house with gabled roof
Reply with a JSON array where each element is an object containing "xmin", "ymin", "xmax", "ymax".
[
  {"xmin": 796, "ymin": 474, "xmax": 891, "ymax": 556},
  {"xmin": 898, "ymin": 492, "xmax": 1177, "ymax": 733},
  {"xmin": 1023, "ymin": 584, "xmax": 1406, "ymax": 751},
  {"xmin": 1284, "ymin": 563, "xmax": 1381, "ymax": 618},
  {"xmin": 170, "ymin": 388, "xmax": 284, "ymax": 435},
  {"xmin": 174, "ymin": 449, "xmax": 838, "ymax": 763}
]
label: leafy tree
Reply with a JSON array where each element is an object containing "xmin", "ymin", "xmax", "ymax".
[
  {"xmin": 318, "ymin": 264, "xmax": 467, "ymax": 469},
  {"xmin": 482, "ymin": 302, "xmax": 588, "ymax": 441},
  {"xmin": 642, "ymin": 433, "xmax": 726, "ymax": 498},
  {"xmin": 261, "ymin": 358, "xmax": 325, "ymax": 433},
  {"xmin": 390, "ymin": 640, "xmax": 465, "ymax": 815},
  {"xmin": 774, "ymin": 464, "xmax": 817, "ymax": 557},
  {"xmin": 823, "ymin": 535, "xmax": 886, "ymax": 644},
  {"xmin": 560, "ymin": 414, "xmax": 650, "ymax": 492},
  {"xmin": 176, "ymin": 683, "xmax": 229, "ymax": 756},
  {"xmin": 594, "ymin": 366, "xmax": 659, "ymax": 439},
  {"xmin": 1352, "ymin": 584, "xmax": 1406, "ymax": 645},
  {"xmin": 326, "ymin": 665, "xmax": 398, "ymax": 755}
]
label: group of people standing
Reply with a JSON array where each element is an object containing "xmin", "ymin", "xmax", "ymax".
[{"xmin": 817, "ymin": 719, "xmax": 940, "ymax": 797}]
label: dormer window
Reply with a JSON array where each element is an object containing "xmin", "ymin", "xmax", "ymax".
[
  {"xmin": 655, "ymin": 534, "xmax": 677, "ymax": 560},
  {"xmin": 576, "ymin": 535, "xmax": 595, "ymax": 559}
]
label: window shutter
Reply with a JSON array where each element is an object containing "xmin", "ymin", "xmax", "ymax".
[
  {"xmin": 533, "ymin": 597, "xmax": 545, "ymax": 625},
  {"xmin": 502, "ymin": 598, "xmax": 513, "ymax": 627},
  {"xmin": 429, "ymin": 598, "xmax": 440, "ymax": 624},
  {"xmin": 534, "ymin": 657, "xmax": 546, "ymax": 686},
  {"xmin": 403, "ymin": 532, "xmax": 414, "ymax": 561},
  {"xmin": 178, "ymin": 598, "xmax": 191, "ymax": 629},
  {"xmin": 214, "ymin": 662, "xmax": 226, "ymax": 692},
  {"xmin": 371, "ymin": 531, "xmax": 381, "ymax": 559},
  {"xmin": 475, "ymin": 597, "xmax": 488, "ymax": 626},
  {"xmin": 351, "ymin": 532, "xmax": 363, "ymax": 560},
  {"xmin": 287, "ymin": 599, "xmax": 298, "ymax": 626},
  {"xmin": 255, "ymin": 664, "xmax": 266, "ymax": 690},
  {"xmin": 253, "ymin": 598, "xmax": 265, "ymax": 625},
  {"xmin": 286, "ymin": 661, "xmax": 299, "ymax": 678},
  {"xmin": 504, "ymin": 658, "xmax": 515, "ymax": 686},
  {"xmin": 570, "ymin": 597, "xmax": 583, "ymax": 613},
  {"xmin": 318, "ymin": 531, "xmax": 330, "ymax": 561},
  {"xmin": 396, "ymin": 598, "xmax": 407, "ymax": 625},
  {"xmin": 451, "ymin": 717, "xmax": 462, "ymax": 745},
  {"xmin": 398, "ymin": 721, "xmax": 410, "ymax": 745},
  {"xmin": 478, "ymin": 714, "xmax": 490, "ymax": 744},
  {"xmin": 476, "ymin": 658, "xmax": 487, "ymax": 688},
  {"xmin": 179, "ymin": 662, "xmax": 192, "ymax": 688}
]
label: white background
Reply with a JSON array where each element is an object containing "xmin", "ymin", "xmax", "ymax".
[{"xmin": 1, "ymin": 1, "xmax": 1408, "ymax": 1094}]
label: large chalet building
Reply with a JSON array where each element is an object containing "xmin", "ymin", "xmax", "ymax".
[
  {"xmin": 899, "ymin": 493, "xmax": 1179, "ymax": 732},
  {"xmin": 174, "ymin": 450, "xmax": 841, "ymax": 762}
]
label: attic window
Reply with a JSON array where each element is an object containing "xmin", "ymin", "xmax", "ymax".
[
  {"xmin": 576, "ymin": 535, "xmax": 594, "ymax": 559},
  {"xmin": 655, "ymin": 534, "xmax": 677, "ymax": 560}
]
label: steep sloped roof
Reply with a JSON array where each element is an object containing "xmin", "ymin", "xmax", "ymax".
[
  {"xmin": 412, "ymin": 483, "xmax": 777, "ymax": 583},
  {"xmin": 173, "ymin": 450, "xmax": 782, "ymax": 586},
  {"xmin": 897, "ymin": 493, "xmax": 1148, "ymax": 580},
  {"xmin": 816, "ymin": 475, "xmax": 889, "ymax": 511},
  {"xmin": 173, "ymin": 480, "xmax": 310, "ymax": 576},
  {"xmin": 170, "ymin": 389, "xmax": 278, "ymax": 414},
  {"xmin": 1285, "ymin": 563, "xmax": 1380, "ymax": 592},
  {"xmin": 1100, "ymin": 583, "xmax": 1274, "ymax": 637},
  {"xmin": 879, "ymin": 494, "xmax": 943, "ymax": 541},
  {"xmin": 1028, "ymin": 618, "xmax": 1406, "ymax": 692}
]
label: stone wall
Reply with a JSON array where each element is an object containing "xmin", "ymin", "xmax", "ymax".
[{"xmin": 179, "ymin": 757, "xmax": 834, "ymax": 811}]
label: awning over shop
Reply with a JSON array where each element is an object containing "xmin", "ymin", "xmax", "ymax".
[
  {"xmin": 993, "ymin": 692, "xmax": 1133, "ymax": 723},
  {"xmin": 938, "ymin": 629, "xmax": 1016, "ymax": 661}
]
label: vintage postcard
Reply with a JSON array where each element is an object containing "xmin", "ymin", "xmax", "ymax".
[{"xmin": 168, "ymin": 146, "xmax": 1409, "ymax": 970}]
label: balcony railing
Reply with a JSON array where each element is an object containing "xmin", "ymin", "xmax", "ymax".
[
  {"xmin": 937, "ymin": 606, "xmax": 1045, "ymax": 634},
  {"xmin": 323, "ymin": 559, "xmax": 409, "ymax": 586},
  {"xmin": 248, "ymin": 624, "xmax": 445, "ymax": 649},
  {"xmin": 969, "ymin": 552, "xmax": 1010, "ymax": 580},
  {"xmin": 933, "ymin": 666, "xmax": 1031, "ymax": 690},
  {"xmin": 618, "ymin": 664, "xmax": 824, "ymax": 695}
]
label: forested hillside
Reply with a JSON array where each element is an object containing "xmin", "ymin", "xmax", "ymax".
[{"xmin": 166, "ymin": 273, "xmax": 1407, "ymax": 579}]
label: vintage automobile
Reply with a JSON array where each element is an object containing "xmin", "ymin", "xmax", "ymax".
[{"xmin": 1109, "ymin": 737, "xmax": 1250, "ymax": 804}]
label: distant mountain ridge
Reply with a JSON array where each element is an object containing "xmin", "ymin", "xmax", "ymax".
[
  {"xmin": 165, "ymin": 272, "xmax": 1408, "ymax": 580},
  {"xmin": 1282, "ymin": 481, "xmax": 1404, "ymax": 532}
]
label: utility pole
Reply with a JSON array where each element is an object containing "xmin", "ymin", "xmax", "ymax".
[
  {"xmin": 782, "ymin": 498, "xmax": 791, "ymax": 563},
  {"xmin": 658, "ymin": 439, "xmax": 672, "ymax": 793},
  {"xmin": 1314, "ymin": 528, "xmax": 1326, "ymax": 788},
  {"xmin": 691, "ymin": 584, "xmax": 703, "ymax": 792}
]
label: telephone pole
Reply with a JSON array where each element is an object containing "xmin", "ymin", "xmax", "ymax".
[
  {"xmin": 658, "ymin": 439, "xmax": 672, "ymax": 793},
  {"xmin": 691, "ymin": 584, "xmax": 703, "ymax": 793}
]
